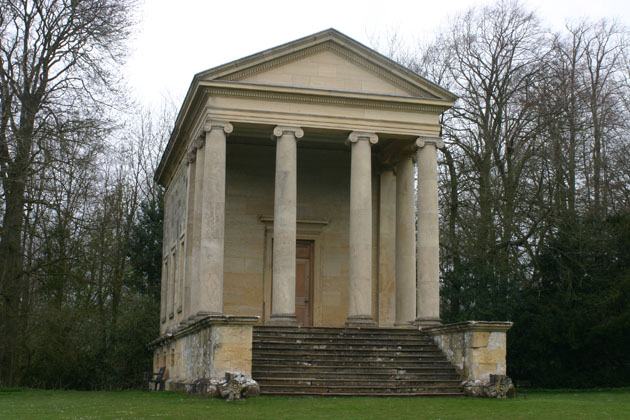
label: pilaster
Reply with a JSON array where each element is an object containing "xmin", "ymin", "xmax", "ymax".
[{"xmin": 188, "ymin": 137, "xmax": 206, "ymax": 319}]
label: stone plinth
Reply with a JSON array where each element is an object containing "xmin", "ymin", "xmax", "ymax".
[
  {"xmin": 150, "ymin": 315, "xmax": 259, "ymax": 393},
  {"xmin": 422, "ymin": 321, "xmax": 513, "ymax": 382}
]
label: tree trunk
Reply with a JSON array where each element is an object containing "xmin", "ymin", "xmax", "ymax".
[{"xmin": 0, "ymin": 186, "xmax": 26, "ymax": 386}]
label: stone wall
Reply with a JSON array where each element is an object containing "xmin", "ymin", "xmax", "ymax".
[
  {"xmin": 423, "ymin": 321, "xmax": 513, "ymax": 381},
  {"xmin": 161, "ymin": 160, "xmax": 189, "ymax": 333},
  {"xmin": 151, "ymin": 315, "xmax": 258, "ymax": 390}
]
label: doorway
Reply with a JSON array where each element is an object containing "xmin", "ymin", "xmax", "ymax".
[{"xmin": 295, "ymin": 240, "xmax": 314, "ymax": 326}]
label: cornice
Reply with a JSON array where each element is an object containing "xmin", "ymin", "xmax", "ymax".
[
  {"xmin": 148, "ymin": 315, "xmax": 260, "ymax": 349},
  {"xmin": 423, "ymin": 321, "xmax": 514, "ymax": 335}
]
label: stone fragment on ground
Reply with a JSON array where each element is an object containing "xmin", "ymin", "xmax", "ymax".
[
  {"xmin": 462, "ymin": 374, "xmax": 515, "ymax": 398},
  {"xmin": 185, "ymin": 372, "xmax": 260, "ymax": 400}
]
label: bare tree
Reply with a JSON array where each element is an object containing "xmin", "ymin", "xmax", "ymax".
[
  {"xmin": 0, "ymin": 0, "xmax": 136, "ymax": 386},
  {"xmin": 420, "ymin": 1, "xmax": 549, "ymax": 318}
]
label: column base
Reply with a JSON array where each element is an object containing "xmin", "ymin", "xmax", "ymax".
[
  {"xmin": 268, "ymin": 314, "xmax": 298, "ymax": 326},
  {"xmin": 394, "ymin": 320, "xmax": 416, "ymax": 329},
  {"xmin": 414, "ymin": 317, "xmax": 441, "ymax": 328},
  {"xmin": 345, "ymin": 315, "xmax": 376, "ymax": 327}
]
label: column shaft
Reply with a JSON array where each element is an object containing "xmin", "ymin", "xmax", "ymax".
[
  {"xmin": 198, "ymin": 121, "xmax": 232, "ymax": 315},
  {"xmin": 346, "ymin": 132, "xmax": 378, "ymax": 326},
  {"xmin": 415, "ymin": 137, "xmax": 443, "ymax": 326},
  {"xmin": 377, "ymin": 169, "xmax": 396, "ymax": 326},
  {"xmin": 395, "ymin": 156, "xmax": 417, "ymax": 326},
  {"xmin": 270, "ymin": 126, "xmax": 303, "ymax": 325}
]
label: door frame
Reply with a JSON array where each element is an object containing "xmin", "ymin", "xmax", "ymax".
[
  {"xmin": 260, "ymin": 215, "xmax": 328, "ymax": 326},
  {"xmin": 295, "ymin": 239, "xmax": 315, "ymax": 326}
]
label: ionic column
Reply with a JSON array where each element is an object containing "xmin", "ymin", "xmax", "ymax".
[
  {"xmin": 269, "ymin": 126, "xmax": 303, "ymax": 325},
  {"xmin": 395, "ymin": 155, "xmax": 416, "ymax": 326},
  {"xmin": 346, "ymin": 132, "xmax": 378, "ymax": 327},
  {"xmin": 415, "ymin": 136, "xmax": 444, "ymax": 326},
  {"xmin": 197, "ymin": 119, "xmax": 232, "ymax": 316},
  {"xmin": 188, "ymin": 137, "xmax": 206, "ymax": 319}
]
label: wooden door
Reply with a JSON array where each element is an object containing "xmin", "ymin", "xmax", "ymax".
[{"xmin": 295, "ymin": 240, "xmax": 314, "ymax": 326}]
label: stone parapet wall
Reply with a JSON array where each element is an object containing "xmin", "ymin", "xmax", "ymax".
[
  {"xmin": 423, "ymin": 321, "xmax": 513, "ymax": 381},
  {"xmin": 150, "ymin": 315, "xmax": 259, "ymax": 390}
]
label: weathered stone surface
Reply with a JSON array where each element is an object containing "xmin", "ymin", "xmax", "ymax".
[
  {"xmin": 184, "ymin": 372, "xmax": 259, "ymax": 400},
  {"xmin": 462, "ymin": 374, "xmax": 515, "ymax": 399},
  {"xmin": 151, "ymin": 316, "xmax": 258, "ymax": 386},
  {"xmin": 186, "ymin": 378, "xmax": 221, "ymax": 398},
  {"xmin": 469, "ymin": 348, "xmax": 506, "ymax": 364},
  {"xmin": 217, "ymin": 372, "xmax": 260, "ymax": 401},
  {"xmin": 424, "ymin": 321, "xmax": 513, "ymax": 385},
  {"xmin": 470, "ymin": 331, "xmax": 490, "ymax": 348}
]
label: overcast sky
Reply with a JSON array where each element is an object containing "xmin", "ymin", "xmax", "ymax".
[{"xmin": 123, "ymin": 0, "xmax": 630, "ymax": 108}]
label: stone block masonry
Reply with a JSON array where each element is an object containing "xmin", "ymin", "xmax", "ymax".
[
  {"xmin": 423, "ymin": 321, "xmax": 513, "ymax": 381},
  {"xmin": 423, "ymin": 321, "xmax": 515, "ymax": 398},
  {"xmin": 150, "ymin": 315, "xmax": 259, "ymax": 392}
]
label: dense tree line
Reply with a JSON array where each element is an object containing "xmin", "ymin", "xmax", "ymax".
[
  {"xmin": 0, "ymin": 0, "xmax": 169, "ymax": 388},
  {"xmin": 387, "ymin": 0, "xmax": 630, "ymax": 387}
]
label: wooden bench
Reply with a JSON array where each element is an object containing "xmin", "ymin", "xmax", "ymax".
[{"xmin": 143, "ymin": 367, "xmax": 165, "ymax": 391}]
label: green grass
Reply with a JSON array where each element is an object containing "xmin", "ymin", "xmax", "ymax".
[{"xmin": 1, "ymin": 388, "xmax": 629, "ymax": 420}]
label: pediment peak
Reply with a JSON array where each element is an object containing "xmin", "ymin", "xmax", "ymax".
[{"xmin": 194, "ymin": 29, "xmax": 456, "ymax": 101}]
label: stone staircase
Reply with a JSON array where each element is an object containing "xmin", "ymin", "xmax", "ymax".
[{"xmin": 252, "ymin": 326, "xmax": 464, "ymax": 397}]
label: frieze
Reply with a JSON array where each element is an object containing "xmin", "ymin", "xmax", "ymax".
[{"xmin": 204, "ymin": 86, "xmax": 446, "ymax": 114}]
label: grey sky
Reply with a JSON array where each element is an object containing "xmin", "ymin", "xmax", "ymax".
[{"xmin": 123, "ymin": 0, "xmax": 630, "ymax": 107}]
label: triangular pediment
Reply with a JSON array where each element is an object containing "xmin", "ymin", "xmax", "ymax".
[
  {"xmin": 195, "ymin": 29, "xmax": 456, "ymax": 101},
  {"xmin": 227, "ymin": 48, "xmax": 417, "ymax": 96}
]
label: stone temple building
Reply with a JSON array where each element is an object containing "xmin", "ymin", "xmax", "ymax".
[{"xmin": 151, "ymin": 29, "xmax": 513, "ymax": 397}]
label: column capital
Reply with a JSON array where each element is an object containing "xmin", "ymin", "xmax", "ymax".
[
  {"xmin": 187, "ymin": 137, "xmax": 205, "ymax": 159},
  {"xmin": 203, "ymin": 119, "xmax": 233, "ymax": 135},
  {"xmin": 416, "ymin": 136, "xmax": 444, "ymax": 149},
  {"xmin": 186, "ymin": 150, "xmax": 196, "ymax": 164},
  {"xmin": 272, "ymin": 125, "xmax": 304, "ymax": 139},
  {"xmin": 348, "ymin": 131, "xmax": 378, "ymax": 145},
  {"xmin": 193, "ymin": 136, "xmax": 205, "ymax": 150}
]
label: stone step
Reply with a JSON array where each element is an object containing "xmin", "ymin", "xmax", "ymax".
[
  {"xmin": 251, "ymin": 326, "xmax": 463, "ymax": 396},
  {"xmin": 253, "ymin": 349, "xmax": 447, "ymax": 358},
  {"xmin": 257, "ymin": 377, "xmax": 461, "ymax": 386},
  {"xmin": 254, "ymin": 326, "xmax": 420, "ymax": 334},
  {"xmin": 258, "ymin": 383, "xmax": 463, "ymax": 394},
  {"xmin": 254, "ymin": 330, "xmax": 434, "ymax": 337},
  {"xmin": 253, "ymin": 331, "xmax": 429, "ymax": 341},
  {"xmin": 253, "ymin": 365, "xmax": 457, "ymax": 375},
  {"xmin": 253, "ymin": 336, "xmax": 435, "ymax": 345},
  {"xmin": 253, "ymin": 358, "xmax": 454, "ymax": 369},
  {"xmin": 252, "ymin": 371, "xmax": 460, "ymax": 380},
  {"xmin": 259, "ymin": 390, "xmax": 464, "ymax": 397},
  {"xmin": 253, "ymin": 340, "xmax": 435, "ymax": 349}
]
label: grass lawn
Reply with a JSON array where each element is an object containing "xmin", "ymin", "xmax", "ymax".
[{"xmin": 1, "ymin": 388, "xmax": 629, "ymax": 420}]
